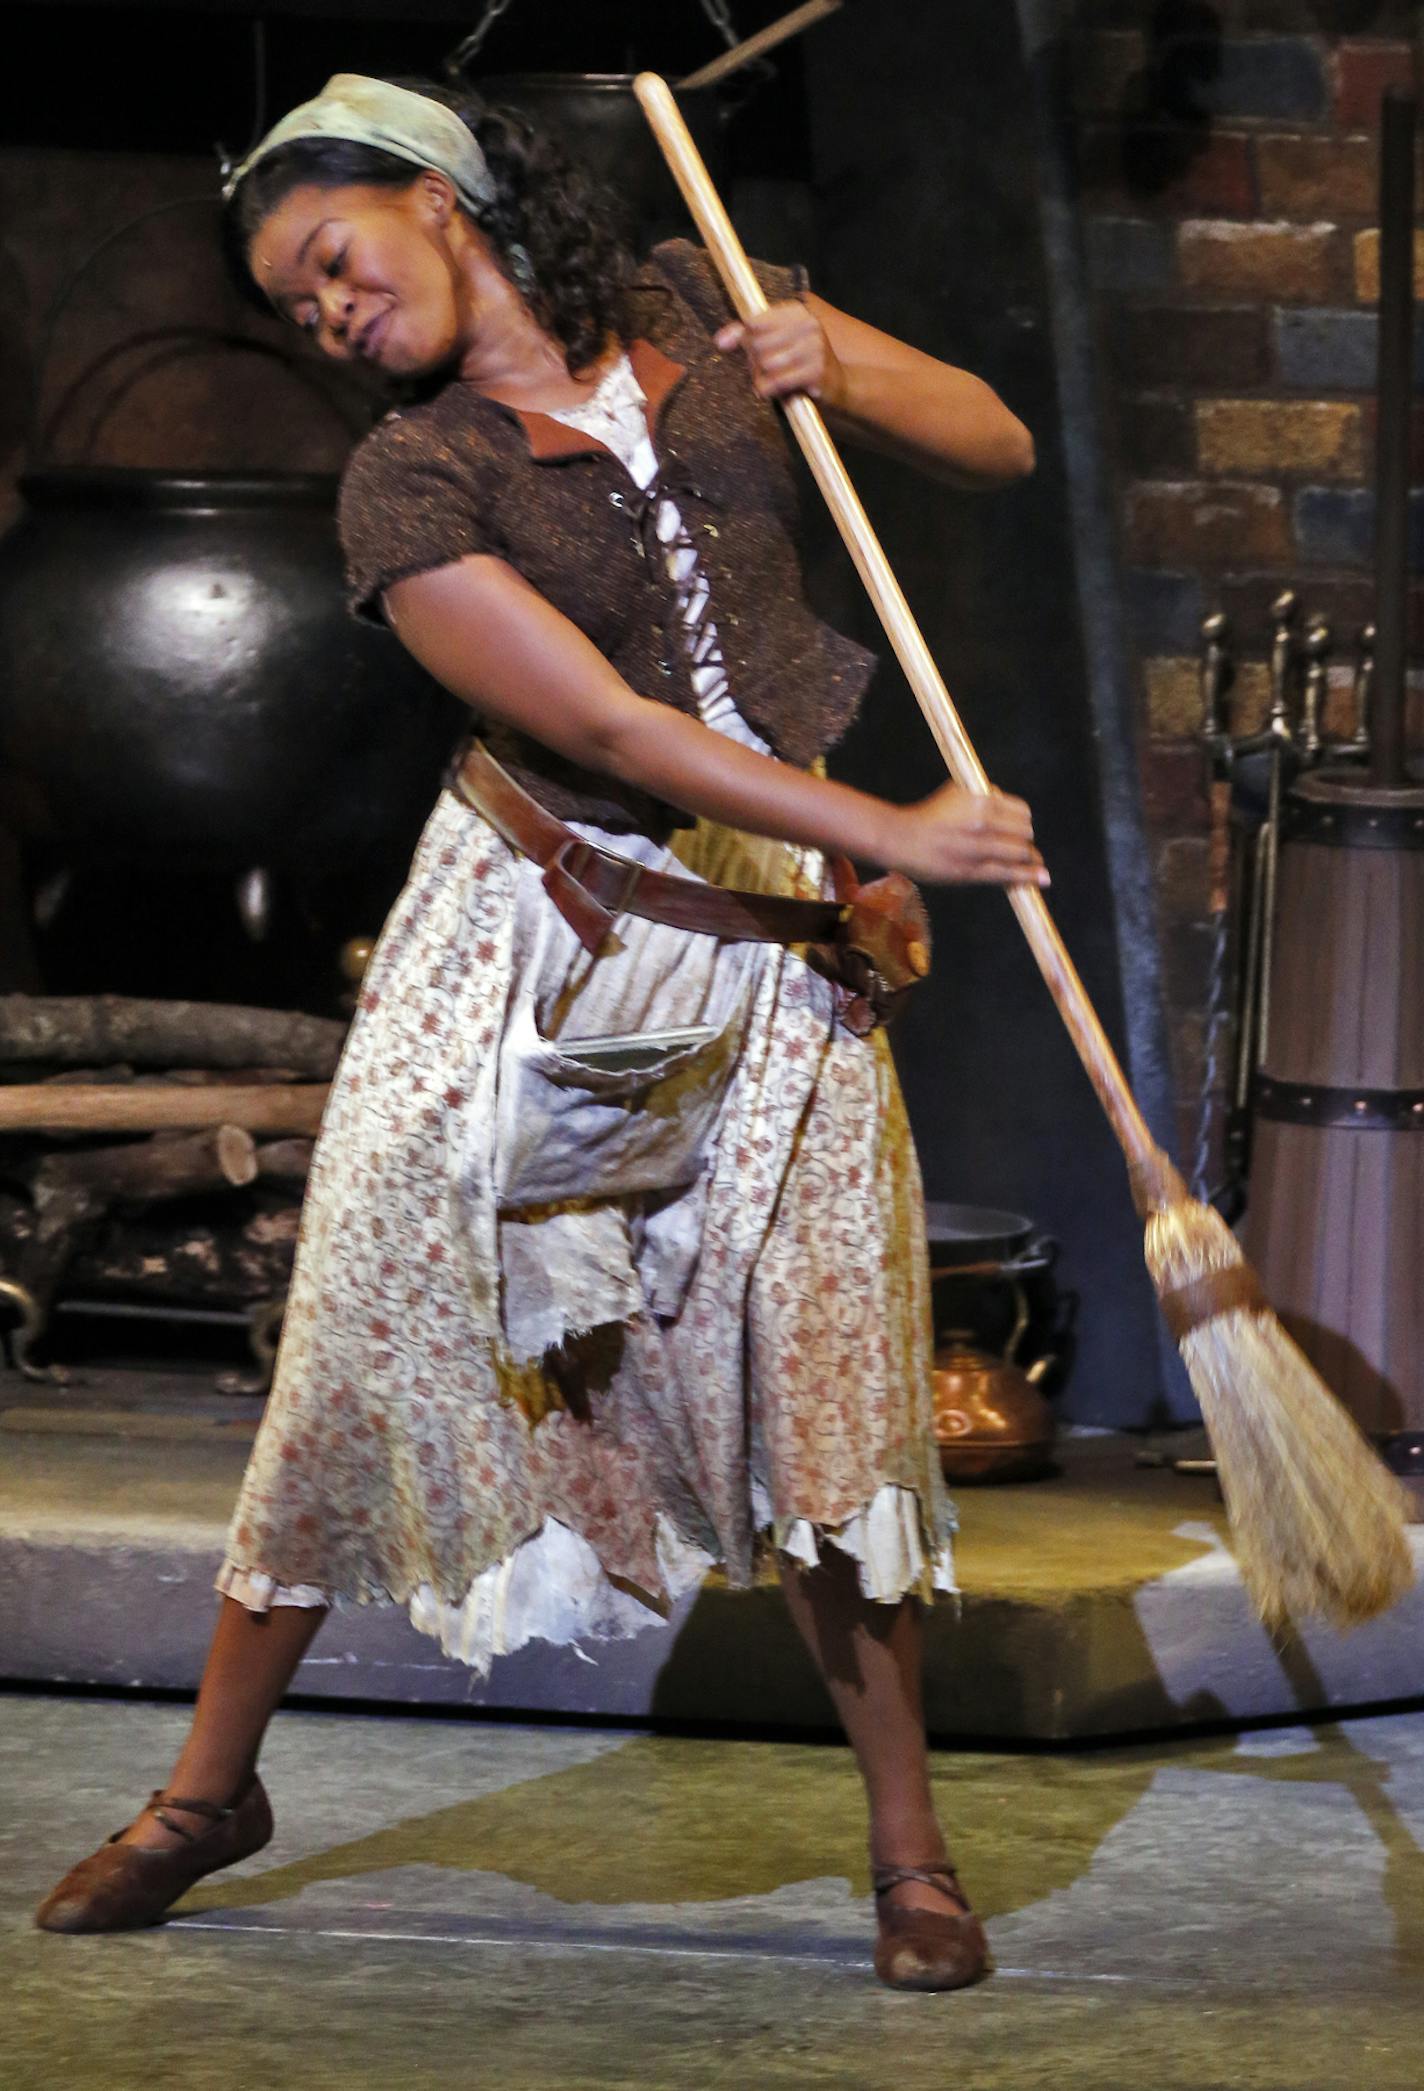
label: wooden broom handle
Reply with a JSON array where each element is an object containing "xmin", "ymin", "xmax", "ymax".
[{"xmin": 634, "ymin": 72, "xmax": 1160, "ymax": 1173}]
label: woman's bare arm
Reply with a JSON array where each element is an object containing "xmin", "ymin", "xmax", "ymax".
[
  {"xmin": 384, "ymin": 556, "xmax": 1046, "ymax": 889},
  {"xmin": 715, "ymin": 293, "xmax": 1035, "ymax": 488}
]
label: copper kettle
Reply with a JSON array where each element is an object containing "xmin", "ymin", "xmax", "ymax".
[{"xmin": 932, "ymin": 1309, "xmax": 1057, "ymax": 1484}]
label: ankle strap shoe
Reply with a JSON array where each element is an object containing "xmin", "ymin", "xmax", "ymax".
[
  {"xmin": 34, "ymin": 1775, "xmax": 273, "ymax": 1934},
  {"xmin": 871, "ymin": 1860, "xmax": 991, "ymax": 1992}
]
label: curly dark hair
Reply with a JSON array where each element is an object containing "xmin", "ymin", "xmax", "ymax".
[{"xmin": 224, "ymin": 79, "xmax": 634, "ymax": 376}]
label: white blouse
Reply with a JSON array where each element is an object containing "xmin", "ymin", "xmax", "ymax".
[{"xmin": 547, "ymin": 352, "xmax": 771, "ymax": 755}]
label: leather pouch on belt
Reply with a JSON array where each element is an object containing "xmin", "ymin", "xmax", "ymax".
[{"xmin": 812, "ymin": 857, "xmax": 933, "ymax": 1038}]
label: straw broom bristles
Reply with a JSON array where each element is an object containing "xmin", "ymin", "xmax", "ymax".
[{"xmin": 1137, "ymin": 1155, "xmax": 1415, "ymax": 1630}]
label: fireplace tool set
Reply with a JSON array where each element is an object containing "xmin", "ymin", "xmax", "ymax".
[{"xmin": 1197, "ymin": 87, "xmax": 1424, "ymax": 1477}]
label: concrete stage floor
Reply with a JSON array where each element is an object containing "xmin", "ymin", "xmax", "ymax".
[
  {"xmin": 5, "ymin": 1691, "xmax": 1424, "ymax": 2090},
  {"xmin": 3, "ymin": 1370, "xmax": 1424, "ymax": 1738}
]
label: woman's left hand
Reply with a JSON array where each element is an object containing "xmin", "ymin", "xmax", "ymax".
[{"xmin": 715, "ymin": 300, "xmax": 847, "ymax": 409}]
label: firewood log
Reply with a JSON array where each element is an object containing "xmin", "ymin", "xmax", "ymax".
[
  {"xmin": 0, "ymin": 994, "xmax": 346, "ymax": 1077},
  {"xmin": 32, "ymin": 1126, "xmax": 258, "ymax": 1204},
  {"xmin": 0, "ymin": 1085, "xmax": 328, "ymax": 1136},
  {"xmin": 3, "ymin": 1127, "xmax": 264, "ymax": 1373},
  {"xmin": 70, "ymin": 1213, "xmax": 298, "ymax": 1305},
  {"xmin": 41, "ymin": 1066, "xmax": 304, "ymax": 1087},
  {"xmin": 254, "ymin": 1139, "xmax": 315, "ymax": 1185}
]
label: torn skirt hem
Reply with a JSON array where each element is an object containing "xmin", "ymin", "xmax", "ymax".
[{"xmin": 215, "ymin": 1481, "xmax": 956, "ymax": 1678}]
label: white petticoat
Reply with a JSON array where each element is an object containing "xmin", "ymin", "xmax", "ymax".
[{"xmin": 218, "ymin": 1483, "xmax": 955, "ymax": 1668}]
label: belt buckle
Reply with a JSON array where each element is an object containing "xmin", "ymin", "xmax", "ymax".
[
  {"xmin": 608, "ymin": 854, "xmax": 645, "ymax": 919},
  {"xmin": 558, "ymin": 841, "xmax": 645, "ymax": 923}
]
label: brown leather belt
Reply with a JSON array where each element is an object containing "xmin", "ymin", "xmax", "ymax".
[{"xmin": 454, "ymin": 740, "xmax": 846, "ymax": 958}]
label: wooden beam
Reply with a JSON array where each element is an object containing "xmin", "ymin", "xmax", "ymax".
[{"xmin": 680, "ymin": 0, "xmax": 842, "ymax": 92}]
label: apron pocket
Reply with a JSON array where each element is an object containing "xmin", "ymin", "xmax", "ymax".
[{"xmin": 493, "ymin": 1004, "xmax": 743, "ymax": 1209}]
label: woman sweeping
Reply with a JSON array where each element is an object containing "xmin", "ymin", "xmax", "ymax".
[{"xmin": 36, "ymin": 74, "xmax": 1042, "ymax": 1991}]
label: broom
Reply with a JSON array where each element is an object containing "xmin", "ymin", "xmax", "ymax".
[{"xmin": 633, "ymin": 72, "xmax": 1414, "ymax": 1631}]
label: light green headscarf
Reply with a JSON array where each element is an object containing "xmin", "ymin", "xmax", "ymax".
[{"xmin": 223, "ymin": 72, "xmax": 535, "ymax": 290}]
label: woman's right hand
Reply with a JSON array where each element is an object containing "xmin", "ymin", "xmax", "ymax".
[
  {"xmin": 383, "ymin": 557, "xmax": 1052, "ymax": 886},
  {"xmin": 883, "ymin": 783, "xmax": 1049, "ymax": 888}
]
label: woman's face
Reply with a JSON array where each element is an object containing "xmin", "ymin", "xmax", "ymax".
[{"xmin": 250, "ymin": 176, "xmax": 472, "ymax": 377}]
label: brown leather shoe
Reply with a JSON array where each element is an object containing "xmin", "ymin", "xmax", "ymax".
[
  {"xmin": 34, "ymin": 1777, "xmax": 273, "ymax": 1934},
  {"xmin": 872, "ymin": 1861, "xmax": 991, "ymax": 1992}
]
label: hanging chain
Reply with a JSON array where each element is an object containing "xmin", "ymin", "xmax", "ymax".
[
  {"xmin": 446, "ymin": 0, "xmax": 520, "ymax": 75},
  {"xmin": 448, "ymin": 0, "xmax": 744, "ymax": 75},
  {"xmin": 697, "ymin": 0, "xmax": 745, "ymax": 52}
]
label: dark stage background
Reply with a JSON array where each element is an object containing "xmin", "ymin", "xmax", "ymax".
[
  {"xmin": 0, "ymin": 0, "xmax": 1176, "ymax": 1425},
  {"xmin": 800, "ymin": 1, "xmax": 1172, "ymax": 1428}
]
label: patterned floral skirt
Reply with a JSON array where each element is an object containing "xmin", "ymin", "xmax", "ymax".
[{"xmin": 218, "ymin": 787, "xmax": 954, "ymax": 1674}]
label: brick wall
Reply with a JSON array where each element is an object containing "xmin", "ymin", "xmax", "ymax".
[{"xmin": 1066, "ymin": 5, "xmax": 1421, "ymax": 1172}]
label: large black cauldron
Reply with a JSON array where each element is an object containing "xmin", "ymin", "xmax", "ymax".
[
  {"xmin": 0, "ymin": 468, "xmax": 462, "ymax": 865},
  {"xmin": 0, "ymin": 468, "xmax": 465, "ymax": 1002}
]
